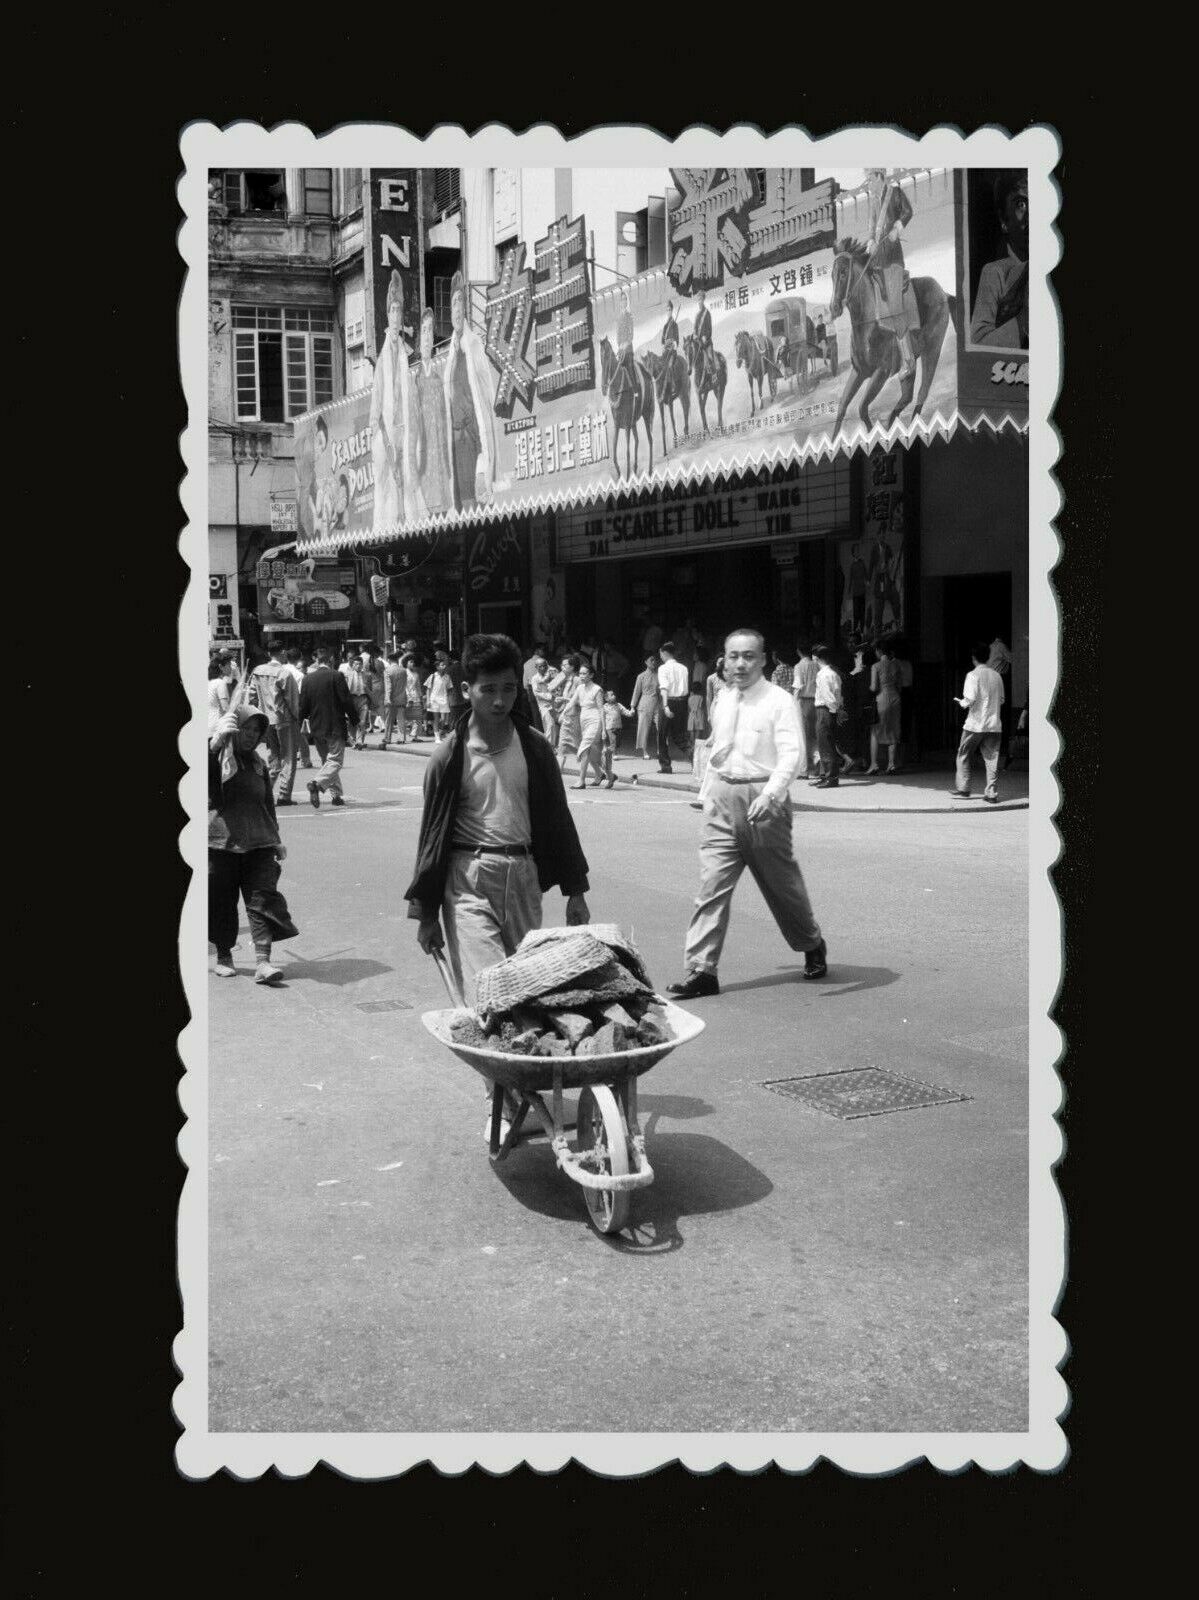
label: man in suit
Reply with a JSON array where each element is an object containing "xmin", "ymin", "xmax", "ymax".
[
  {"xmin": 692, "ymin": 287, "xmax": 713, "ymax": 380},
  {"xmin": 864, "ymin": 168, "xmax": 917, "ymax": 378},
  {"xmin": 298, "ymin": 645, "xmax": 357, "ymax": 808}
]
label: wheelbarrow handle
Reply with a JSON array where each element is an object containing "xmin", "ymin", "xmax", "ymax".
[{"xmin": 429, "ymin": 945, "xmax": 466, "ymax": 1009}]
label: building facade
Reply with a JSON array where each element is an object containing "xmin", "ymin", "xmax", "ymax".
[{"xmin": 270, "ymin": 165, "xmax": 1028, "ymax": 748}]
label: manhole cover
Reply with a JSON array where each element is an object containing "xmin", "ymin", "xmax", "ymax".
[
  {"xmin": 354, "ymin": 999, "xmax": 412, "ymax": 1013},
  {"xmin": 760, "ymin": 1067, "xmax": 970, "ymax": 1120}
]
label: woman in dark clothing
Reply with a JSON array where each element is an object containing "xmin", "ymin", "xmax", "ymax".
[{"xmin": 209, "ymin": 703, "xmax": 298, "ymax": 984}]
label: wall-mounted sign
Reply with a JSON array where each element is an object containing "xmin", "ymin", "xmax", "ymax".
[
  {"xmin": 955, "ymin": 168, "xmax": 1029, "ymax": 428},
  {"xmin": 270, "ymin": 497, "xmax": 298, "ymax": 533},
  {"xmin": 295, "ymin": 167, "xmax": 1027, "ymax": 554},
  {"xmin": 256, "ymin": 558, "xmax": 356, "ymax": 628},
  {"xmin": 364, "ymin": 169, "xmax": 420, "ymax": 356},
  {"xmin": 554, "ymin": 461, "xmax": 850, "ymax": 564}
]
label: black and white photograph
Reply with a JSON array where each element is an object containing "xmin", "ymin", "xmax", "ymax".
[{"xmin": 177, "ymin": 124, "xmax": 1063, "ymax": 1480}]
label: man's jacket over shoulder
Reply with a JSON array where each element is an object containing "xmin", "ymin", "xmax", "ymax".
[{"xmin": 404, "ymin": 710, "xmax": 590, "ymax": 922}]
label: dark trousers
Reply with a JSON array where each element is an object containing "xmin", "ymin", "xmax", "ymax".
[
  {"xmin": 208, "ymin": 848, "xmax": 297, "ymax": 955},
  {"xmin": 816, "ymin": 706, "xmax": 841, "ymax": 775},
  {"xmin": 656, "ymin": 696, "xmax": 690, "ymax": 770}
]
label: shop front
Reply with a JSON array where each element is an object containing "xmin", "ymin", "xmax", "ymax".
[{"xmin": 552, "ymin": 456, "xmax": 855, "ymax": 694}]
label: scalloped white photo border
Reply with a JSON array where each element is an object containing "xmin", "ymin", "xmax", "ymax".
[{"xmin": 176, "ymin": 122, "xmax": 1064, "ymax": 1479}]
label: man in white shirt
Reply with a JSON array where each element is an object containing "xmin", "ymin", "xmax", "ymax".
[
  {"xmin": 951, "ymin": 641, "xmax": 1005, "ymax": 802},
  {"xmin": 666, "ymin": 629, "xmax": 828, "ymax": 998},
  {"xmin": 792, "ymin": 644, "xmax": 819, "ymax": 778},
  {"xmin": 655, "ymin": 641, "xmax": 692, "ymax": 773},
  {"xmin": 811, "ymin": 644, "xmax": 845, "ymax": 789}
]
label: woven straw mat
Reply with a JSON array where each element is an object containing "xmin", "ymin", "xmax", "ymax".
[
  {"xmin": 474, "ymin": 930, "xmax": 614, "ymax": 1015},
  {"xmin": 517, "ymin": 923, "xmax": 653, "ymax": 988}
]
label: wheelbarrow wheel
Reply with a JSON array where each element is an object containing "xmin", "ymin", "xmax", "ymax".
[{"xmin": 576, "ymin": 1084, "xmax": 631, "ymax": 1236}]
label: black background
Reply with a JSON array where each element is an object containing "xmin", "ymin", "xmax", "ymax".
[{"xmin": 10, "ymin": 38, "xmax": 1119, "ymax": 1595}]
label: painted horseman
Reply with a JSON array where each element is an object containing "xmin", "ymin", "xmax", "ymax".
[
  {"xmin": 615, "ymin": 287, "xmax": 638, "ymax": 397},
  {"xmin": 661, "ymin": 298, "xmax": 680, "ymax": 359},
  {"xmin": 864, "ymin": 168, "xmax": 918, "ymax": 380},
  {"xmin": 692, "ymin": 286, "xmax": 714, "ymax": 380}
]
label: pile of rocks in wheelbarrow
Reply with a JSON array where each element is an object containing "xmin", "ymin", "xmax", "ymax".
[{"xmin": 448, "ymin": 926, "xmax": 674, "ymax": 1058}]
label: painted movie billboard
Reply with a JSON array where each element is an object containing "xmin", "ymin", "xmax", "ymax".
[{"xmin": 295, "ymin": 168, "xmax": 1029, "ymax": 553}]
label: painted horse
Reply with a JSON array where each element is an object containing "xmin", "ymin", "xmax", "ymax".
[
  {"xmin": 683, "ymin": 333, "xmax": 728, "ymax": 435},
  {"xmin": 598, "ymin": 335, "xmax": 656, "ymax": 481},
  {"xmin": 733, "ymin": 330, "xmax": 778, "ymax": 418},
  {"xmin": 641, "ymin": 348, "xmax": 692, "ymax": 453},
  {"xmin": 827, "ymin": 237, "xmax": 956, "ymax": 437}
]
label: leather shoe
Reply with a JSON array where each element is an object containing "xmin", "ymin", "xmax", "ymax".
[
  {"xmin": 666, "ymin": 971, "xmax": 720, "ymax": 999},
  {"xmin": 307, "ymin": 782, "xmax": 321, "ymax": 809},
  {"xmin": 812, "ymin": 778, "xmax": 838, "ymax": 788},
  {"xmin": 803, "ymin": 939, "xmax": 828, "ymax": 980}
]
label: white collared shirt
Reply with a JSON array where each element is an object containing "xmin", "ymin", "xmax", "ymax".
[
  {"xmin": 706, "ymin": 675, "xmax": 801, "ymax": 802},
  {"xmin": 814, "ymin": 664, "xmax": 842, "ymax": 712},
  {"xmin": 658, "ymin": 660, "xmax": 690, "ymax": 699}
]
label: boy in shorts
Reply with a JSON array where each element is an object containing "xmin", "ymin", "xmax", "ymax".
[{"xmin": 405, "ymin": 634, "xmax": 591, "ymax": 1137}]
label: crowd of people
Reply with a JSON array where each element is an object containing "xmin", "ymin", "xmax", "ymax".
[{"xmin": 208, "ymin": 616, "xmax": 1017, "ymax": 1006}]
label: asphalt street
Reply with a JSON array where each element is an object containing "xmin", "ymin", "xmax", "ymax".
[{"xmin": 207, "ymin": 745, "xmax": 1029, "ymax": 1433}]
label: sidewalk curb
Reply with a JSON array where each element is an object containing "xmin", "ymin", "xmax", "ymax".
[{"xmin": 363, "ymin": 742, "xmax": 1029, "ymax": 815}]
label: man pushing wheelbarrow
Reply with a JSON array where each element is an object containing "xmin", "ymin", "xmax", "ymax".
[{"xmin": 404, "ymin": 633, "xmax": 592, "ymax": 1143}]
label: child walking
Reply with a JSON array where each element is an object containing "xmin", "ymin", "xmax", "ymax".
[
  {"xmin": 209, "ymin": 702, "xmax": 299, "ymax": 983},
  {"xmin": 599, "ymin": 688, "xmax": 635, "ymax": 789},
  {"xmin": 405, "ymin": 633, "xmax": 591, "ymax": 1140}
]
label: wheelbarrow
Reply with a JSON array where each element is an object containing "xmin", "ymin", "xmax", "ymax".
[{"xmin": 422, "ymin": 949, "xmax": 705, "ymax": 1235}]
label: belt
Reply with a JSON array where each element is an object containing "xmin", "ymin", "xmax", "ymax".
[
  {"xmin": 451, "ymin": 844, "xmax": 533, "ymax": 856},
  {"xmin": 713, "ymin": 772, "xmax": 764, "ymax": 785}
]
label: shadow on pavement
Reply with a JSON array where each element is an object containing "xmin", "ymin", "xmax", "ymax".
[
  {"xmin": 717, "ymin": 964, "xmax": 898, "ymax": 997},
  {"xmin": 279, "ymin": 954, "xmax": 395, "ymax": 986},
  {"xmin": 491, "ymin": 1130, "xmax": 772, "ymax": 1256},
  {"xmin": 638, "ymin": 1093, "xmax": 715, "ymax": 1127}
]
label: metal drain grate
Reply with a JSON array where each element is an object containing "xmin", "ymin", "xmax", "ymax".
[
  {"xmin": 354, "ymin": 999, "xmax": 412, "ymax": 1013},
  {"xmin": 760, "ymin": 1067, "xmax": 970, "ymax": 1120}
]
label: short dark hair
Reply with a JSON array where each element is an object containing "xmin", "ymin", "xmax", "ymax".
[
  {"xmin": 725, "ymin": 628, "xmax": 765, "ymax": 652},
  {"xmin": 286, "ymin": 648, "xmax": 301, "ymax": 663},
  {"xmin": 660, "ymin": 641, "xmax": 676, "ymax": 655},
  {"xmin": 567, "ymin": 652, "xmax": 582, "ymax": 672},
  {"xmin": 795, "ymin": 640, "xmax": 812, "ymax": 656},
  {"xmin": 387, "ymin": 650, "xmax": 399, "ymax": 662},
  {"xmin": 812, "ymin": 643, "xmax": 831, "ymax": 662},
  {"xmin": 460, "ymin": 632, "xmax": 522, "ymax": 684},
  {"xmin": 971, "ymin": 640, "xmax": 991, "ymax": 663},
  {"xmin": 994, "ymin": 170, "xmax": 1027, "ymax": 216}
]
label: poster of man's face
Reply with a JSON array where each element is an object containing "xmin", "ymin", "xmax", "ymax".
[{"xmin": 965, "ymin": 169, "xmax": 1030, "ymax": 353}]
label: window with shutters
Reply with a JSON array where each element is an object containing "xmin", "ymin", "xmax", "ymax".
[
  {"xmin": 223, "ymin": 170, "xmax": 287, "ymax": 215},
  {"xmin": 433, "ymin": 168, "xmax": 461, "ymax": 214},
  {"xmin": 232, "ymin": 305, "xmax": 335, "ymax": 420}
]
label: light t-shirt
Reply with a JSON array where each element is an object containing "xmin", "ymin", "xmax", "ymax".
[
  {"xmin": 961, "ymin": 665, "xmax": 1005, "ymax": 733},
  {"xmin": 451, "ymin": 729, "xmax": 532, "ymax": 848}
]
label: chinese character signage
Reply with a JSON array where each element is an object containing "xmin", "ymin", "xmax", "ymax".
[
  {"xmin": 836, "ymin": 449, "xmax": 907, "ymax": 642},
  {"xmin": 954, "ymin": 169, "xmax": 1029, "ymax": 428},
  {"xmin": 256, "ymin": 557, "xmax": 356, "ymax": 629},
  {"xmin": 294, "ymin": 169, "xmax": 1029, "ymax": 555}
]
